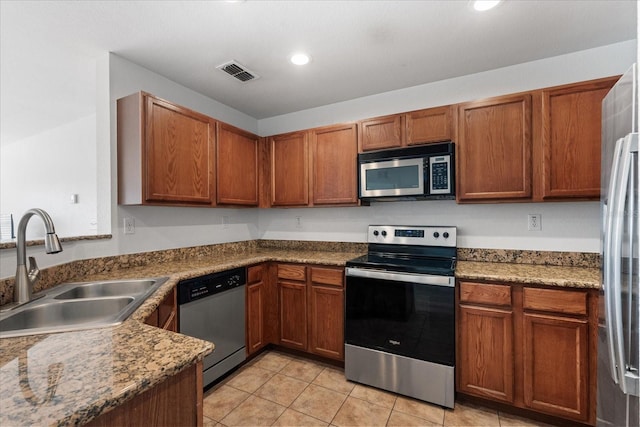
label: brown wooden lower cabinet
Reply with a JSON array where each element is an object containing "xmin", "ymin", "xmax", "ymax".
[
  {"xmin": 246, "ymin": 267, "xmax": 266, "ymax": 354},
  {"xmin": 279, "ymin": 279, "xmax": 308, "ymax": 351},
  {"xmin": 456, "ymin": 280, "xmax": 597, "ymax": 425},
  {"xmin": 260, "ymin": 263, "xmax": 345, "ymax": 361},
  {"xmin": 86, "ymin": 361, "xmax": 203, "ymax": 427},
  {"xmin": 144, "ymin": 288, "xmax": 177, "ymax": 332},
  {"xmin": 246, "ymin": 263, "xmax": 278, "ymax": 356},
  {"xmin": 458, "ymin": 304, "xmax": 514, "ymax": 403},
  {"xmin": 523, "ymin": 312, "xmax": 589, "ymax": 419},
  {"xmin": 308, "ymin": 267, "xmax": 344, "ymax": 360}
]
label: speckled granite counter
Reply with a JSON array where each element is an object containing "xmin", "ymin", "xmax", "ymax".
[
  {"xmin": 0, "ymin": 321, "xmax": 213, "ymax": 426},
  {"xmin": 0, "ymin": 240, "xmax": 601, "ymax": 426},
  {"xmin": 455, "ymin": 247, "xmax": 600, "ymax": 289},
  {"xmin": 455, "ymin": 261, "xmax": 601, "ymax": 289},
  {"xmin": 0, "ymin": 245, "xmax": 364, "ymax": 426}
]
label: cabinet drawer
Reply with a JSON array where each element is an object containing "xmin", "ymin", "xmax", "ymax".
[
  {"xmin": 523, "ymin": 287, "xmax": 587, "ymax": 316},
  {"xmin": 310, "ymin": 267, "xmax": 344, "ymax": 287},
  {"xmin": 248, "ymin": 265, "xmax": 264, "ymax": 283},
  {"xmin": 460, "ymin": 282, "xmax": 511, "ymax": 307},
  {"xmin": 278, "ymin": 264, "xmax": 307, "ymax": 281}
]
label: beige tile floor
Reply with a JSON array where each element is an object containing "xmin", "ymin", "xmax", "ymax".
[{"xmin": 203, "ymin": 350, "xmax": 553, "ymax": 427}]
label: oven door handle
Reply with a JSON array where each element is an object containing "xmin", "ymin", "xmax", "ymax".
[{"xmin": 345, "ymin": 267, "xmax": 454, "ymax": 287}]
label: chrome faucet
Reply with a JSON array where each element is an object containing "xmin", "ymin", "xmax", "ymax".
[{"xmin": 14, "ymin": 208, "xmax": 62, "ymax": 304}]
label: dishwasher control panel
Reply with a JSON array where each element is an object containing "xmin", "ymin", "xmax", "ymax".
[{"xmin": 178, "ymin": 267, "xmax": 246, "ymax": 304}]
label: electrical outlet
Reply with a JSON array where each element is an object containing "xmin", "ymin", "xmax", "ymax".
[
  {"xmin": 295, "ymin": 216, "xmax": 302, "ymax": 229},
  {"xmin": 123, "ymin": 217, "xmax": 135, "ymax": 234},
  {"xmin": 528, "ymin": 214, "xmax": 542, "ymax": 231},
  {"xmin": 222, "ymin": 215, "xmax": 229, "ymax": 229}
]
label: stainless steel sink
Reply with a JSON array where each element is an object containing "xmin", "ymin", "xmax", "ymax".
[
  {"xmin": 0, "ymin": 277, "xmax": 169, "ymax": 338},
  {"xmin": 53, "ymin": 280, "xmax": 156, "ymax": 300}
]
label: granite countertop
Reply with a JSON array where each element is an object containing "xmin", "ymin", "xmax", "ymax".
[
  {"xmin": 0, "ymin": 245, "xmax": 600, "ymax": 426},
  {"xmin": 0, "ymin": 248, "xmax": 362, "ymax": 426},
  {"xmin": 456, "ymin": 260, "xmax": 601, "ymax": 289}
]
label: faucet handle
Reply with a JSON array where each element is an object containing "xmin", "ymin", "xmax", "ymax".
[{"xmin": 27, "ymin": 256, "xmax": 41, "ymax": 283}]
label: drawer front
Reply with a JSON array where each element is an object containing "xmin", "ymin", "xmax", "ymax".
[
  {"xmin": 460, "ymin": 281, "xmax": 511, "ymax": 307},
  {"xmin": 248, "ymin": 265, "xmax": 264, "ymax": 283},
  {"xmin": 278, "ymin": 264, "xmax": 307, "ymax": 281},
  {"xmin": 523, "ymin": 287, "xmax": 587, "ymax": 316},
  {"xmin": 310, "ymin": 267, "xmax": 344, "ymax": 288}
]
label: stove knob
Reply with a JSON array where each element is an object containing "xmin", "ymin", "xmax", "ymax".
[
  {"xmin": 433, "ymin": 232, "xmax": 440, "ymax": 238},
  {"xmin": 381, "ymin": 230, "xmax": 387, "ymax": 237},
  {"xmin": 443, "ymin": 232, "xmax": 450, "ymax": 239},
  {"xmin": 373, "ymin": 230, "xmax": 379, "ymax": 236}
]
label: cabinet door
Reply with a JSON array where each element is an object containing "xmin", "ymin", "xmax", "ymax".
[
  {"xmin": 458, "ymin": 305, "xmax": 515, "ymax": 403},
  {"xmin": 216, "ymin": 123, "xmax": 259, "ymax": 205},
  {"xmin": 406, "ymin": 106, "xmax": 453, "ymax": 145},
  {"xmin": 279, "ymin": 280, "xmax": 308, "ymax": 351},
  {"xmin": 308, "ymin": 267, "xmax": 344, "ymax": 360},
  {"xmin": 540, "ymin": 78, "xmax": 617, "ymax": 199},
  {"xmin": 145, "ymin": 95, "xmax": 215, "ymax": 205},
  {"xmin": 457, "ymin": 94, "xmax": 532, "ymax": 201},
  {"xmin": 523, "ymin": 312, "xmax": 589, "ymax": 422},
  {"xmin": 246, "ymin": 281, "xmax": 264, "ymax": 355},
  {"xmin": 359, "ymin": 114, "xmax": 403, "ymax": 151},
  {"xmin": 310, "ymin": 124, "xmax": 358, "ymax": 205},
  {"xmin": 270, "ymin": 132, "xmax": 309, "ymax": 206}
]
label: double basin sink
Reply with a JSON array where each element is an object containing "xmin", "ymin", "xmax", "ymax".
[{"xmin": 0, "ymin": 277, "xmax": 169, "ymax": 338}]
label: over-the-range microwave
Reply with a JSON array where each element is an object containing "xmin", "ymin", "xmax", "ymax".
[{"xmin": 358, "ymin": 141, "xmax": 455, "ymax": 201}]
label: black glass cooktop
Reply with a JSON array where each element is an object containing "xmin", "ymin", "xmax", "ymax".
[{"xmin": 346, "ymin": 245, "xmax": 456, "ymax": 276}]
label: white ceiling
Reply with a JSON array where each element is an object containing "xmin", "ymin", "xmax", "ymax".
[{"xmin": 0, "ymin": 0, "xmax": 636, "ymax": 144}]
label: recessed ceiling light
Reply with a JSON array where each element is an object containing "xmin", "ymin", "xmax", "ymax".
[
  {"xmin": 290, "ymin": 53, "xmax": 311, "ymax": 66},
  {"xmin": 472, "ymin": 0, "xmax": 502, "ymax": 11}
]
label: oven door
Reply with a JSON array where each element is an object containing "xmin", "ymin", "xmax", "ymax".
[
  {"xmin": 360, "ymin": 157, "xmax": 425, "ymax": 198},
  {"xmin": 345, "ymin": 267, "xmax": 455, "ymax": 366}
]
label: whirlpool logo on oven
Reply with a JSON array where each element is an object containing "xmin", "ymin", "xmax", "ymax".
[{"xmin": 388, "ymin": 339, "xmax": 401, "ymax": 346}]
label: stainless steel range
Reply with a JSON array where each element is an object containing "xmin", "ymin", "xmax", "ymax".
[{"xmin": 345, "ymin": 225, "xmax": 456, "ymax": 408}]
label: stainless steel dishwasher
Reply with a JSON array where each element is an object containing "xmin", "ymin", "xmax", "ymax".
[{"xmin": 178, "ymin": 267, "xmax": 246, "ymax": 388}]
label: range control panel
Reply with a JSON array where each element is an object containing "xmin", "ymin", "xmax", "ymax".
[
  {"xmin": 178, "ymin": 267, "xmax": 246, "ymax": 304},
  {"xmin": 367, "ymin": 225, "xmax": 457, "ymax": 247}
]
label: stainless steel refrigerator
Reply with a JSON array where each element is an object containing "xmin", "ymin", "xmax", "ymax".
[{"xmin": 599, "ymin": 63, "xmax": 640, "ymax": 427}]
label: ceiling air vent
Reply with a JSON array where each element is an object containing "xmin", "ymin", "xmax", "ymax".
[{"xmin": 216, "ymin": 60, "xmax": 259, "ymax": 82}]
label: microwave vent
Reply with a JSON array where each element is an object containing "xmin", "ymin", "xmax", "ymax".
[{"xmin": 216, "ymin": 60, "xmax": 260, "ymax": 82}]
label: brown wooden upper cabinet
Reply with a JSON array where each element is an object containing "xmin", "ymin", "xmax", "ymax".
[
  {"xmin": 358, "ymin": 114, "xmax": 403, "ymax": 151},
  {"xmin": 267, "ymin": 123, "xmax": 358, "ymax": 207},
  {"xmin": 538, "ymin": 77, "xmax": 618, "ymax": 200},
  {"xmin": 310, "ymin": 123, "xmax": 358, "ymax": 205},
  {"xmin": 456, "ymin": 76, "xmax": 619, "ymax": 203},
  {"xmin": 118, "ymin": 92, "xmax": 216, "ymax": 206},
  {"xmin": 216, "ymin": 122, "xmax": 259, "ymax": 206},
  {"xmin": 405, "ymin": 105, "xmax": 454, "ymax": 146},
  {"xmin": 457, "ymin": 94, "xmax": 533, "ymax": 201},
  {"xmin": 359, "ymin": 106, "xmax": 453, "ymax": 152},
  {"xmin": 269, "ymin": 131, "xmax": 309, "ymax": 207}
]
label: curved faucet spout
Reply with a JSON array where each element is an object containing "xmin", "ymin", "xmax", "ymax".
[{"xmin": 14, "ymin": 208, "xmax": 63, "ymax": 304}]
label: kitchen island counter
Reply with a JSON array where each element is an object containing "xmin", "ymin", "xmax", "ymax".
[{"xmin": 0, "ymin": 320, "xmax": 212, "ymax": 426}]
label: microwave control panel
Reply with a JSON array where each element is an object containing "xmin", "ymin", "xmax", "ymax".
[{"xmin": 429, "ymin": 155, "xmax": 451, "ymax": 194}]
